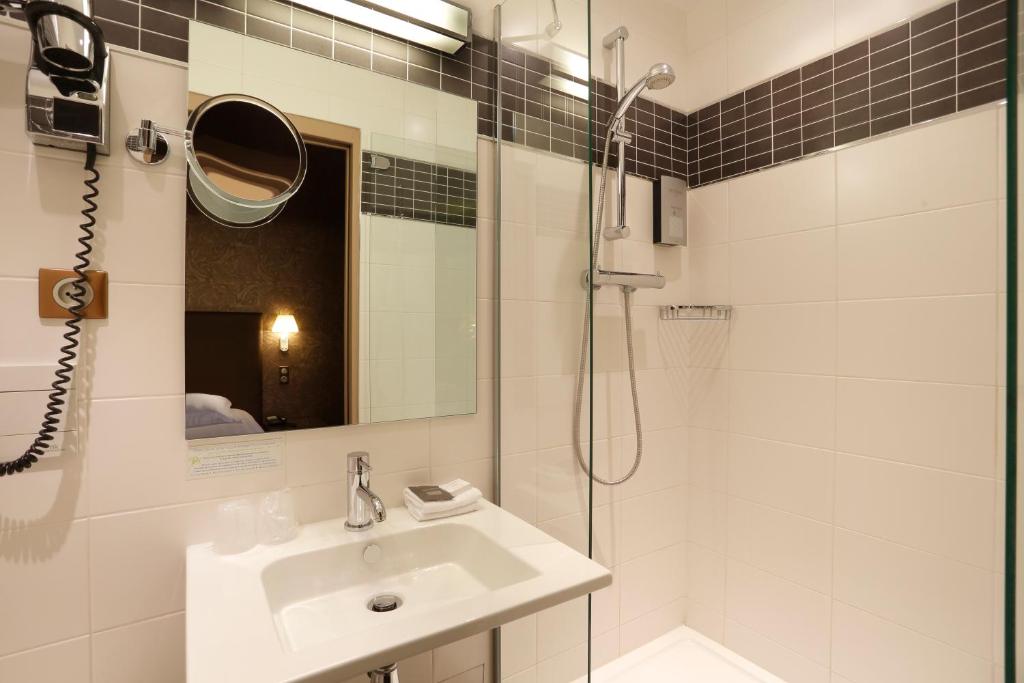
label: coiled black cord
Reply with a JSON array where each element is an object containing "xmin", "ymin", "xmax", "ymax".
[{"xmin": 0, "ymin": 144, "xmax": 99, "ymax": 477}]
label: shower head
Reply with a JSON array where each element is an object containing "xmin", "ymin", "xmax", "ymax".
[
  {"xmin": 610, "ymin": 63, "xmax": 676, "ymax": 125},
  {"xmin": 644, "ymin": 63, "xmax": 676, "ymax": 90},
  {"xmin": 545, "ymin": 0, "xmax": 562, "ymax": 37}
]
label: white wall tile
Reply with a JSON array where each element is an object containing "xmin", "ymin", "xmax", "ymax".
[
  {"xmin": 729, "ymin": 303, "xmax": 836, "ymax": 375},
  {"xmin": 91, "ymin": 284, "xmax": 185, "ymax": 399},
  {"xmin": 687, "ymin": 182, "xmax": 730, "ymax": 247},
  {"xmin": 285, "ymin": 419, "xmax": 430, "ymax": 487},
  {"xmin": 687, "ymin": 598, "xmax": 726, "ymax": 642},
  {"xmin": 619, "ymin": 544, "xmax": 685, "ymax": 622},
  {"xmin": 0, "ymin": 636, "xmax": 90, "ymax": 683},
  {"xmin": 686, "ymin": 427, "xmax": 727, "ymax": 492},
  {"xmin": 535, "ymin": 444, "xmax": 606, "ymax": 522},
  {"xmin": 723, "ymin": 618, "xmax": 829, "ymax": 683},
  {"xmin": 833, "ymin": 530, "xmax": 994, "ymax": 659},
  {"xmin": 724, "ymin": 559, "xmax": 831, "ymax": 664},
  {"xmin": 687, "ymin": 542, "xmax": 727, "ymax": 611},
  {"xmin": 618, "ymin": 487, "xmax": 684, "ymax": 562},
  {"xmin": 728, "ymin": 151, "xmax": 836, "ymax": 242},
  {"xmin": 0, "ymin": 278, "xmax": 82, "ymax": 366},
  {"xmin": 836, "ymin": 109, "xmax": 1000, "ymax": 224},
  {"xmin": 834, "ymin": 0, "xmax": 951, "ymax": 47},
  {"xmin": 730, "ymin": 229, "xmax": 836, "ymax": 305},
  {"xmin": 500, "ymin": 145, "xmax": 538, "ymax": 225},
  {"xmin": 835, "ymin": 454, "xmax": 995, "ymax": 568},
  {"xmin": 535, "ymin": 155, "xmax": 589, "ymax": 233},
  {"xmin": 91, "ymin": 612, "xmax": 184, "ymax": 683},
  {"xmin": 535, "ymin": 230, "xmax": 586, "ymax": 304},
  {"xmin": 87, "ymin": 396, "xmax": 284, "ymax": 515},
  {"xmin": 433, "ymin": 632, "xmax": 489, "ymax": 683},
  {"xmin": 501, "ymin": 221, "xmax": 536, "ymax": 301},
  {"xmin": 690, "ymin": 245, "xmax": 731, "ymax": 304},
  {"xmin": 688, "ymin": 367, "xmax": 729, "ymax": 432},
  {"xmin": 0, "ymin": 431, "xmax": 86, "ymax": 528},
  {"xmin": 836, "ymin": 378, "xmax": 997, "ymax": 476},
  {"xmin": 500, "ymin": 615, "xmax": 537, "ymax": 677},
  {"xmin": 619, "ymin": 598, "xmax": 686, "ymax": 654},
  {"xmin": 536, "ymin": 597, "xmax": 588, "ymax": 661},
  {"xmin": 500, "ymin": 450, "xmax": 537, "ymax": 524},
  {"xmin": 726, "ymin": 497, "xmax": 833, "ymax": 593},
  {"xmin": 837, "ymin": 296, "xmax": 997, "ymax": 385},
  {"xmin": 831, "ymin": 601, "xmax": 992, "ymax": 683},
  {"xmin": 0, "ymin": 520, "xmax": 90, "ymax": 657},
  {"xmin": 725, "ymin": 0, "xmax": 835, "ymax": 96},
  {"xmin": 500, "ymin": 377, "xmax": 537, "ymax": 456},
  {"xmin": 89, "ymin": 502, "xmax": 217, "ymax": 630},
  {"xmin": 500, "ymin": 301, "xmax": 537, "ymax": 378},
  {"xmin": 687, "ymin": 484, "xmax": 727, "ymax": 553},
  {"xmin": 614, "ymin": 426, "xmax": 686, "ymax": 500},
  {"xmin": 838, "ymin": 202, "xmax": 999, "ymax": 300},
  {"xmin": 727, "ymin": 434, "xmax": 834, "ymax": 522},
  {"xmin": 681, "ymin": 37, "xmax": 730, "ymax": 112},
  {"xmin": 728, "ymin": 371, "xmax": 836, "ymax": 449}
]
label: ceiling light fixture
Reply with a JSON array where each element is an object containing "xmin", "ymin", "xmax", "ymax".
[{"xmin": 291, "ymin": 0, "xmax": 472, "ymax": 54}]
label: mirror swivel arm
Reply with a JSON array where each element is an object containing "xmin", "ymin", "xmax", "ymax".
[{"xmin": 125, "ymin": 118, "xmax": 189, "ymax": 166}]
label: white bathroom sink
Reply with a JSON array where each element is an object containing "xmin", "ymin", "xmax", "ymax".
[{"xmin": 187, "ymin": 500, "xmax": 611, "ymax": 682}]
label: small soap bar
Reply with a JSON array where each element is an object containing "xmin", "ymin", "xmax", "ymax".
[{"xmin": 408, "ymin": 485, "xmax": 455, "ymax": 503}]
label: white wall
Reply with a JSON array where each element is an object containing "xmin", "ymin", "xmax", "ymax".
[
  {"xmin": 685, "ymin": 106, "xmax": 1006, "ymax": 683},
  {"xmin": 481, "ymin": 0, "xmax": 690, "ymax": 112},
  {"xmin": 497, "ymin": 140, "xmax": 691, "ymax": 680},
  {"xmin": 676, "ymin": 0, "xmax": 951, "ymax": 111},
  {"xmin": 0, "ymin": 20, "xmax": 495, "ymax": 683}
]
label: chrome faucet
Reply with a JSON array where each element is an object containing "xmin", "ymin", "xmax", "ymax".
[{"xmin": 345, "ymin": 452, "xmax": 386, "ymax": 531}]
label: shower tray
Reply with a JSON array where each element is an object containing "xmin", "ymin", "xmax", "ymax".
[{"xmin": 579, "ymin": 625, "xmax": 787, "ymax": 682}]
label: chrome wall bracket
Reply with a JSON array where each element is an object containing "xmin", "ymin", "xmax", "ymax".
[{"xmin": 125, "ymin": 118, "xmax": 185, "ymax": 165}]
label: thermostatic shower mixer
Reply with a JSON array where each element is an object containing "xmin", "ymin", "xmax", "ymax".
[{"xmin": 4, "ymin": 0, "xmax": 111, "ymax": 154}]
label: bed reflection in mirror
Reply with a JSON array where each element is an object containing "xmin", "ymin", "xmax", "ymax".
[{"xmin": 184, "ymin": 22, "xmax": 477, "ymax": 440}]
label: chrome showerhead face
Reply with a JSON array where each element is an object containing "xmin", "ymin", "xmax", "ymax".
[
  {"xmin": 645, "ymin": 63, "xmax": 675, "ymax": 90},
  {"xmin": 610, "ymin": 63, "xmax": 676, "ymax": 125}
]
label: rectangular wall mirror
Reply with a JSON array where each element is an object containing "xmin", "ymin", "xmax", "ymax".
[{"xmin": 184, "ymin": 22, "xmax": 477, "ymax": 440}]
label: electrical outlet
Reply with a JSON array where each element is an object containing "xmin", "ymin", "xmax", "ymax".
[
  {"xmin": 279, "ymin": 366, "xmax": 290, "ymax": 384},
  {"xmin": 38, "ymin": 268, "xmax": 109, "ymax": 319}
]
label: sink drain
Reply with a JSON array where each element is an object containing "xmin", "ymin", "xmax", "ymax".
[{"xmin": 368, "ymin": 594, "xmax": 402, "ymax": 613}]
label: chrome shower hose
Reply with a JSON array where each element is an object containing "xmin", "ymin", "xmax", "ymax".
[{"xmin": 572, "ymin": 129, "xmax": 644, "ymax": 486}]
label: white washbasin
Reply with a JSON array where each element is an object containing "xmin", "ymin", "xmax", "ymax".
[{"xmin": 187, "ymin": 500, "xmax": 611, "ymax": 682}]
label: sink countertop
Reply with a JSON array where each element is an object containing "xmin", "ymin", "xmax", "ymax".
[{"xmin": 187, "ymin": 500, "xmax": 612, "ymax": 683}]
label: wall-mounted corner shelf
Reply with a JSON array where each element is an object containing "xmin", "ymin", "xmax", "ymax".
[{"xmin": 659, "ymin": 305, "xmax": 732, "ymax": 321}]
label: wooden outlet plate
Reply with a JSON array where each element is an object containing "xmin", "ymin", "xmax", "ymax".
[{"xmin": 38, "ymin": 268, "xmax": 109, "ymax": 319}]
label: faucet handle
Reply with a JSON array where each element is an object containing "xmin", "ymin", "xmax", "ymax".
[{"xmin": 347, "ymin": 451, "xmax": 371, "ymax": 473}]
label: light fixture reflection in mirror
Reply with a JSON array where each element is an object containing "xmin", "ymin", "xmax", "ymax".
[{"xmin": 272, "ymin": 314, "xmax": 299, "ymax": 352}]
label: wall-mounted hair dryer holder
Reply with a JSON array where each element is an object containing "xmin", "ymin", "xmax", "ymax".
[{"xmin": 17, "ymin": 0, "xmax": 111, "ymax": 154}]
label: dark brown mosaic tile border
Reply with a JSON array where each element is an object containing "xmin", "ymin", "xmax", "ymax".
[
  {"xmin": 685, "ymin": 0, "xmax": 1008, "ymax": 187},
  {"xmin": 361, "ymin": 151, "xmax": 477, "ymax": 228},
  {"xmin": 3, "ymin": 0, "xmax": 1006, "ymax": 190}
]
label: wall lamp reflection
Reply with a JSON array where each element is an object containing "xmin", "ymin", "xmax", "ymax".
[
  {"xmin": 272, "ymin": 314, "xmax": 299, "ymax": 352},
  {"xmin": 290, "ymin": 0, "xmax": 472, "ymax": 54}
]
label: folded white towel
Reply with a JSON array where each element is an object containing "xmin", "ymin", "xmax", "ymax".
[
  {"xmin": 403, "ymin": 479, "xmax": 482, "ymax": 521},
  {"xmin": 406, "ymin": 499, "xmax": 479, "ymax": 522}
]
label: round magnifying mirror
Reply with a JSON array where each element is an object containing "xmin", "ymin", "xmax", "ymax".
[{"xmin": 185, "ymin": 94, "xmax": 307, "ymax": 229}]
